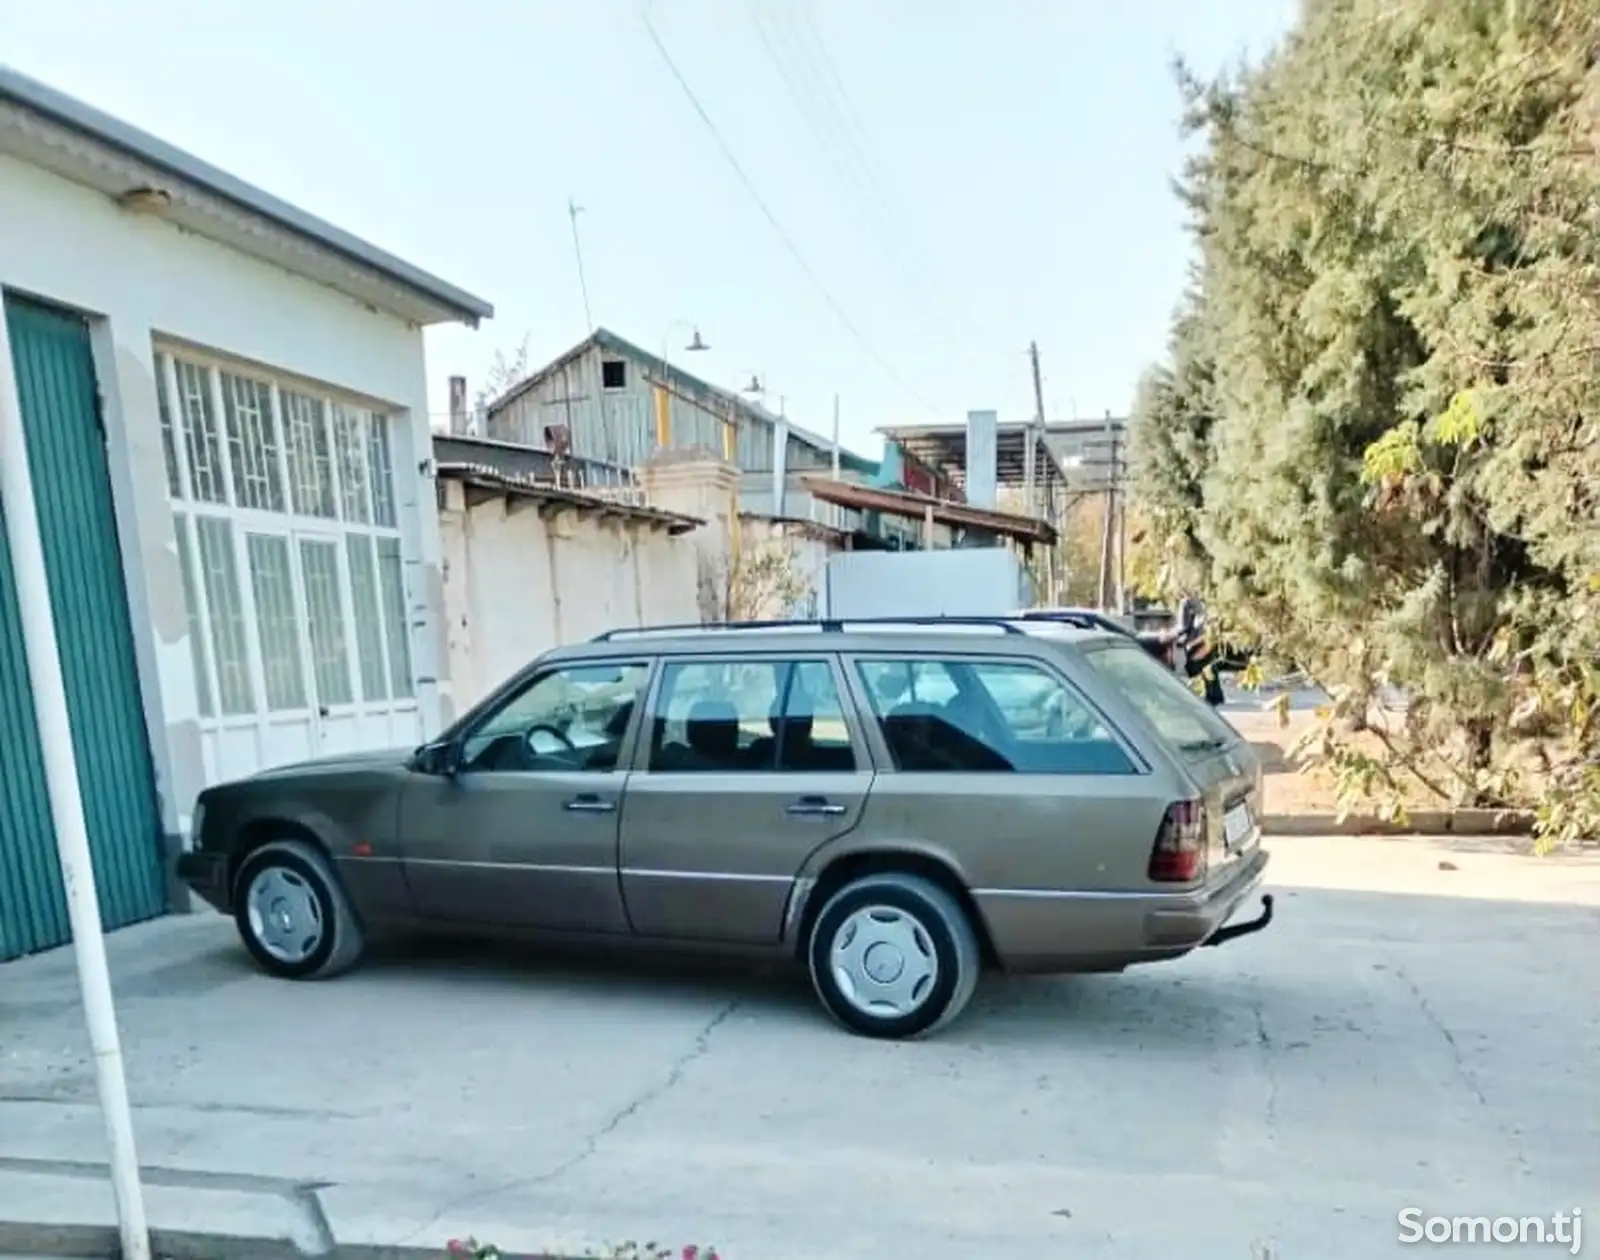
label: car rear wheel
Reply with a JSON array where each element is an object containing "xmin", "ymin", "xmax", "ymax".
[
  {"xmin": 233, "ymin": 839, "xmax": 365, "ymax": 980},
  {"xmin": 807, "ymin": 872, "xmax": 981, "ymax": 1040}
]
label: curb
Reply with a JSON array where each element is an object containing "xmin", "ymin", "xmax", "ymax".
[
  {"xmin": 0, "ymin": 1222, "xmax": 583, "ymax": 1260},
  {"xmin": 1261, "ymin": 809, "xmax": 1536, "ymax": 838}
]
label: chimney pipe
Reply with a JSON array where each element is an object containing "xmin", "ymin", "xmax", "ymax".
[{"xmin": 447, "ymin": 375, "xmax": 468, "ymax": 436}]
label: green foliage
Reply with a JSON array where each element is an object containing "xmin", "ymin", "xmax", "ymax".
[{"xmin": 1130, "ymin": 0, "xmax": 1600, "ymax": 849}]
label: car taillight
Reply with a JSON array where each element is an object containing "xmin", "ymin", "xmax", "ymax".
[{"xmin": 1149, "ymin": 799, "xmax": 1207, "ymax": 882}]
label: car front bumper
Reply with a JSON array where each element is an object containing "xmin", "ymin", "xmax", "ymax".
[{"xmin": 176, "ymin": 849, "xmax": 230, "ymax": 913}]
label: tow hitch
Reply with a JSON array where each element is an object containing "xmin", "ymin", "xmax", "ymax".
[{"xmin": 1203, "ymin": 893, "xmax": 1274, "ymax": 947}]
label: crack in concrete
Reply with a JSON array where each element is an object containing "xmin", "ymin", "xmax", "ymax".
[
  {"xmin": 1390, "ymin": 963, "xmax": 1487, "ymax": 1107},
  {"xmin": 1251, "ymin": 996, "xmax": 1280, "ymax": 1142},
  {"xmin": 395, "ymin": 996, "xmax": 743, "ymax": 1246},
  {"xmin": 1389, "ymin": 960, "xmax": 1533, "ymax": 1179}
]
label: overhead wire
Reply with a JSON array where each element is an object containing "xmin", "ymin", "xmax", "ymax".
[
  {"xmin": 747, "ymin": 7, "xmax": 940, "ymax": 329},
  {"xmin": 779, "ymin": 4, "xmax": 970, "ymax": 335},
  {"xmin": 637, "ymin": 1, "xmax": 940, "ymax": 416}
]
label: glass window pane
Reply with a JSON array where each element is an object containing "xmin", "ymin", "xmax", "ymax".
[
  {"xmin": 332, "ymin": 404, "xmax": 371, "ymax": 523},
  {"xmin": 219, "ymin": 372, "xmax": 284, "ymax": 512},
  {"xmin": 173, "ymin": 515, "xmax": 214, "ymax": 718},
  {"xmin": 176, "ymin": 360, "xmax": 227, "ymax": 504},
  {"xmin": 194, "ymin": 516, "xmax": 253, "ymax": 714},
  {"xmin": 854, "ymin": 657, "xmax": 1135, "ymax": 775},
  {"xmin": 346, "ymin": 535, "xmax": 389, "ymax": 702},
  {"xmin": 299, "ymin": 539, "xmax": 354, "ymax": 706},
  {"xmin": 280, "ymin": 390, "xmax": 338, "ymax": 518},
  {"xmin": 367, "ymin": 413, "xmax": 397, "ymax": 528},
  {"xmin": 779, "ymin": 660, "xmax": 856, "ymax": 770},
  {"xmin": 153, "ymin": 356, "xmax": 183, "ymax": 498},
  {"xmin": 462, "ymin": 662, "xmax": 651, "ymax": 773},
  {"xmin": 375, "ymin": 537, "xmax": 413, "ymax": 698},
  {"xmin": 647, "ymin": 659, "xmax": 790, "ymax": 772},
  {"xmin": 246, "ymin": 534, "xmax": 307, "ymax": 711},
  {"xmin": 1080, "ymin": 639, "xmax": 1239, "ymax": 752}
]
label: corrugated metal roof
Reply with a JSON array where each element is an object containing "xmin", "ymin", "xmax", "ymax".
[
  {"xmin": 0, "ymin": 65, "xmax": 493, "ymax": 326},
  {"xmin": 488, "ymin": 326, "xmax": 879, "ymax": 474},
  {"xmin": 799, "ymin": 474, "xmax": 1057, "ymax": 546},
  {"xmin": 436, "ymin": 462, "xmax": 702, "ymax": 534}
]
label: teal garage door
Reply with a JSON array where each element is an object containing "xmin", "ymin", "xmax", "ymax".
[{"xmin": 0, "ymin": 294, "xmax": 166, "ymax": 961}]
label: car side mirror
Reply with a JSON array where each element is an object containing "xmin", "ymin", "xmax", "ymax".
[{"xmin": 414, "ymin": 739, "xmax": 462, "ymax": 777}]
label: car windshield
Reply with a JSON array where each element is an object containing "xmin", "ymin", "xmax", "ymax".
[{"xmin": 1080, "ymin": 639, "xmax": 1237, "ymax": 752}]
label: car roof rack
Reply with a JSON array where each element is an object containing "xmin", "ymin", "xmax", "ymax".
[
  {"xmin": 1012, "ymin": 608, "xmax": 1118, "ymax": 629},
  {"xmin": 591, "ymin": 615, "xmax": 1027, "ymax": 642}
]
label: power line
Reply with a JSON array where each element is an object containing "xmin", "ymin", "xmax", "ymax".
[
  {"xmin": 637, "ymin": 3, "xmax": 937, "ymax": 415},
  {"xmin": 748, "ymin": 3, "xmax": 973, "ymax": 365},
  {"xmin": 789, "ymin": 4, "xmax": 960, "ymax": 307}
]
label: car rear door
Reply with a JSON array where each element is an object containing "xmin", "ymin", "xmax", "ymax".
[{"xmin": 617, "ymin": 652, "xmax": 872, "ymax": 943}]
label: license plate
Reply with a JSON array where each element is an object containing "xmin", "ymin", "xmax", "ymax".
[{"xmin": 1223, "ymin": 803, "xmax": 1255, "ymax": 852}]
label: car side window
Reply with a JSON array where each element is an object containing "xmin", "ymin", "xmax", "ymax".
[
  {"xmin": 854, "ymin": 656, "xmax": 1137, "ymax": 775},
  {"xmin": 459, "ymin": 662, "xmax": 650, "ymax": 774},
  {"xmin": 781, "ymin": 661, "xmax": 857, "ymax": 771},
  {"xmin": 648, "ymin": 658, "xmax": 857, "ymax": 772}
]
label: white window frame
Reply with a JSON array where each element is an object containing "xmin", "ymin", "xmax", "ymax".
[{"xmin": 156, "ymin": 343, "xmax": 418, "ymax": 743}]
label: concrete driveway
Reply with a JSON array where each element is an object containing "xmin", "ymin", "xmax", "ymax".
[{"xmin": 2, "ymin": 835, "xmax": 1596, "ymax": 1260}]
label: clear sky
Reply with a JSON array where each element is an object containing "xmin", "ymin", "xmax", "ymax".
[{"xmin": 1, "ymin": 0, "xmax": 1293, "ymax": 458}]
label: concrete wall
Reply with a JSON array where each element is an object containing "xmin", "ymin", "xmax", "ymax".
[
  {"xmin": 0, "ymin": 152, "xmax": 444, "ymax": 835},
  {"xmin": 438, "ymin": 482, "xmax": 700, "ymax": 711},
  {"xmin": 737, "ymin": 517, "xmax": 834, "ymax": 619}
]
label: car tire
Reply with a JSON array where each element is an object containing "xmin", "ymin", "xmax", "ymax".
[
  {"xmin": 233, "ymin": 839, "xmax": 365, "ymax": 981},
  {"xmin": 807, "ymin": 871, "xmax": 982, "ymax": 1040}
]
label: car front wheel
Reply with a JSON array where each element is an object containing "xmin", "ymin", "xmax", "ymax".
[
  {"xmin": 233, "ymin": 839, "xmax": 365, "ymax": 980},
  {"xmin": 807, "ymin": 871, "xmax": 982, "ymax": 1039}
]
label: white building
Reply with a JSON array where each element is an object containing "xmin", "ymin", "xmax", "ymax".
[{"xmin": 0, "ymin": 68, "xmax": 490, "ymax": 960}]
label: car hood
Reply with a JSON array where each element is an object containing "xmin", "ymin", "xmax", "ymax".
[{"xmin": 249, "ymin": 746, "xmax": 417, "ymax": 780}]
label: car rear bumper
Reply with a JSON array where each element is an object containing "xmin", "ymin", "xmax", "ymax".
[
  {"xmin": 974, "ymin": 846, "xmax": 1272, "ymax": 973},
  {"xmin": 176, "ymin": 850, "xmax": 230, "ymax": 913},
  {"xmin": 1142, "ymin": 846, "xmax": 1270, "ymax": 949}
]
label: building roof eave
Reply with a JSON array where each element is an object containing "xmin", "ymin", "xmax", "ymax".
[{"xmin": 0, "ymin": 65, "xmax": 493, "ymax": 327}]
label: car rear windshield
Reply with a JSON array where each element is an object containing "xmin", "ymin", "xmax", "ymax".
[{"xmin": 1080, "ymin": 639, "xmax": 1238, "ymax": 752}]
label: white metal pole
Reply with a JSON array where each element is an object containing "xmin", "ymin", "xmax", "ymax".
[
  {"xmin": 831, "ymin": 394, "xmax": 841, "ymax": 480},
  {"xmin": 0, "ymin": 310, "xmax": 151, "ymax": 1260}
]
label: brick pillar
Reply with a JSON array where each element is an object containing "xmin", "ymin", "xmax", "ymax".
[{"xmin": 640, "ymin": 449, "xmax": 740, "ymax": 621}]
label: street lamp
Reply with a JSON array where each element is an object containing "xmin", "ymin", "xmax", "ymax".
[
  {"xmin": 741, "ymin": 371, "xmax": 785, "ymax": 422},
  {"xmin": 655, "ymin": 321, "xmax": 709, "ymax": 449},
  {"xmin": 742, "ymin": 372, "xmax": 791, "ymax": 519}
]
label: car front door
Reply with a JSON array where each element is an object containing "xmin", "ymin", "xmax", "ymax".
[
  {"xmin": 617, "ymin": 654, "xmax": 872, "ymax": 943},
  {"xmin": 398, "ymin": 659, "xmax": 653, "ymax": 932}
]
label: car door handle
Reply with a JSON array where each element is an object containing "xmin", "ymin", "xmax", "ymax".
[
  {"xmin": 563, "ymin": 794, "xmax": 616, "ymax": 814},
  {"xmin": 786, "ymin": 796, "xmax": 846, "ymax": 817}
]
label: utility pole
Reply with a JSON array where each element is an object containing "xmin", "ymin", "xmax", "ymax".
[
  {"xmin": 1025, "ymin": 342, "xmax": 1046, "ymax": 518},
  {"xmin": 0, "ymin": 318, "xmax": 150, "ymax": 1260},
  {"xmin": 1098, "ymin": 410, "xmax": 1117, "ymax": 610},
  {"xmin": 1026, "ymin": 340, "xmax": 1056, "ymax": 600},
  {"xmin": 830, "ymin": 394, "xmax": 841, "ymax": 480},
  {"xmin": 567, "ymin": 197, "xmax": 594, "ymax": 335}
]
